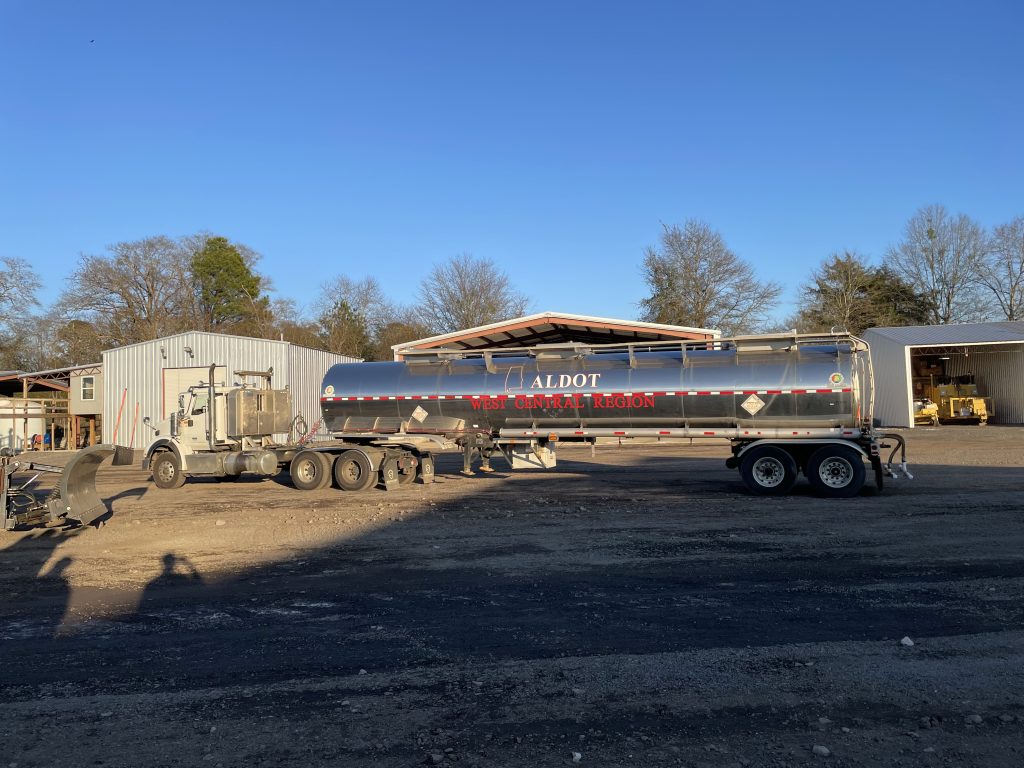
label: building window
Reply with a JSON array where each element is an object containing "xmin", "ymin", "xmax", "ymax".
[{"xmin": 81, "ymin": 376, "xmax": 95, "ymax": 401}]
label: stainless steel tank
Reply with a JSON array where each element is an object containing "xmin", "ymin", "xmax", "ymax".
[{"xmin": 319, "ymin": 335, "xmax": 871, "ymax": 437}]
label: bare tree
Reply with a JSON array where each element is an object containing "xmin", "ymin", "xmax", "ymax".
[
  {"xmin": 371, "ymin": 307, "xmax": 432, "ymax": 361},
  {"xmin": 4, "ymin": 314, "xmax": 65, "ymax": 371},
  {"xmin": 416, "ymin": 253, "xmax": 529, "ymax": 334},
  {"xmin": 0, "ymin": 257, "xmax": 42, "ymax": 368},
  {"xmin": 980, "ymin": 216, "xmax": 1024, "ymax": 321},
  {"xmin": 61, "ymin": 236, "xmax": 193, "ymax": 347},
  {"xmin": 0, "ymin": 256, "xmax": 40, "ymax": 314},
  {"xmin": 639, "ymin": 220, "xmax": 781, "ymax": 336},
  {"xmin": 886, "ymin": 205, "xmax": 991, "ymax": 324},
  {"xmin": 313, "ymin": 276, "xmax": 393, "ymax": 358}
]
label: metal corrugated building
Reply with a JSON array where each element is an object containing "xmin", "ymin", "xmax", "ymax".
[
  {"xmin": 863, "ymin": 322, "xmax": 1024, "ymax": 427},
  {"xmin": 101, "ymin": 332, "xmax": 358, "ymax": 444},
  {"xmin": 392, "ymin": 311, "xmax": 719, "ymax": 359}
]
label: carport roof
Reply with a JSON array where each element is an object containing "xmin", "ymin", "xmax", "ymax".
[
  {"xmin": 0, "ymin": 363, "xmax": 102, "ymax": 395},
  {"xmin": 392, "ymin": 311, "xmax": 719, "ymax": 358},
  {"xmin": 866, "ymin": 321, "xmax": 1024, "ymax": 346}
]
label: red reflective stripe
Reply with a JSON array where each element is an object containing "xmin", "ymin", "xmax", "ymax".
[{"xmin": 327, "ymin": 388, "xmax": 857, "ymax": 400}]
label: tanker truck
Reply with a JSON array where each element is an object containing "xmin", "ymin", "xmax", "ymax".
[{"xmin": 142, "ymin": 332, "xmax": 910, "ymax": 498}]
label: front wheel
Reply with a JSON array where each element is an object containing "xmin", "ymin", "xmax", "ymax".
[
  {"xmin": 151, "ymin": 451, "xmax": 186, "ymax": 489},
  {"xmin": 739, "ymin": 445, "xmax": 798, "ymax": 496},
  {"xmin": 806, "ymin": 446, "xmax": 866, "ymax": 498}
]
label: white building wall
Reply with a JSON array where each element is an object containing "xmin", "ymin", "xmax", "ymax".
[
  {"xmin": 102, "ymin": 332, "xmax": 357, "ymax": 445},
  {"xmin": 862, "ymin": 331, "xmax": 913, "ymax": 427}
]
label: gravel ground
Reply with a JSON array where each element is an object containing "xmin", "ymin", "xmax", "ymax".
[{"xmin": 2, "ymin": 426, "xmax": 1023, "ymax": 767}]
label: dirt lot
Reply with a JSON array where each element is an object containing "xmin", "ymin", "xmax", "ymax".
[{"xmin": 2, "ymin": 427, "xmax": 1024, "ymax": 767}]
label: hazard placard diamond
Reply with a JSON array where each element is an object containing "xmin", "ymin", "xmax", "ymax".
[{"xmin": 741, "ymin": 394, "xmax": 765, "ymax": 415}]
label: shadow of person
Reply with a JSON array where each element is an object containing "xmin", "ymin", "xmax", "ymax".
[
  {"xmin": 136, "ymin": 553, "xmax": 205, "ymax": 622},
  {"xmin": 0, "ymin": 528, "xmax": 83, "ymax": 639},
  {"xmin": 38, "ymin": 555, "xmax": 74, "ymax": 638}
]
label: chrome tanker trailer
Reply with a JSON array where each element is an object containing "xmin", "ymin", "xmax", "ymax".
[
  {"xmin": 144, "ymin": 332, "xmax": 909, "ymax": 498},
  {"xmin": 313, "ymin": 331, "xmax": 909, "ymax": 498}
]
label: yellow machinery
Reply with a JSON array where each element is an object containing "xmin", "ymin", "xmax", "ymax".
[
  {"xmin": 918, "ymin": 378, "xmax": 993, "ymax": 425},
  {"xmin": 913, "ymin": 398, "xmax": 939, "ymax": 426}
]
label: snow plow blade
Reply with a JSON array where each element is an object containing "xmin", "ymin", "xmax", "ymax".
[{"xmin": 45, "ymin": 444, "xmax": 134, "ymax": 526}]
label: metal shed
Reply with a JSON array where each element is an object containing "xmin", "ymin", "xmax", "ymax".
[
  {"xmin": 101, "ymin": 332, "xmax": 358, "ymax": 444},
  {"xmin": 863, "ymin": 322, "xmax": 1024, "ymax": 427},
  {"xmin": 392, "ymin": 311, "xmax": 719, "ymax": 359}
]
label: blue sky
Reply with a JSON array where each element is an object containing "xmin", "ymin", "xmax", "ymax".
[{"xmin": 2, "ymin": 1, "xmax": 1021, "ymax": 324}]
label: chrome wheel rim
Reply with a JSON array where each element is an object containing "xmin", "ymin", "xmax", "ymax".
[
  {"xmin": 752, "ymin": 457, "xmax": 785, "ymax": 488},
  {"xmin": 818, "ymin": 457, "xmax": 854, "ymax": 488}
]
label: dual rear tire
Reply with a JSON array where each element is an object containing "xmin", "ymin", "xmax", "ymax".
[
  {"xmin": 290, "ymin": 450, "xmax": 333, "ymax": 491},
  {"xmin": 739, "ymin": 446, "xmax": 798, "ymax": 496},
  {"xmin": 332, "ymin": 450, "xmax": 377, "ymax": 492},
  {"xmin": 806, "ymin": 445, "xmax": 865, "ymax": 498},
  {"xmin": 292, "ymin": 449, "xmax": 427, "ymax": 492},
  {"xmin": 739, "ymin": 444, "xmax": 866, "ymax": 498}
]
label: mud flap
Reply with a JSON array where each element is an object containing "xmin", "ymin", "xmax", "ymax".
[
  {"xmin": 418, "ymin": 454, "xmax": 434, "ymax": 484},
  {"xmin": 380, "ymin": 457, "xmax": 400, "ymax": 491},
  {"xmin": 45, "ymin": 444, "xmax": 134, "ymax": 525},
  {"xmin": 870, "ymin": 455, "xmax": 884, "ymax": 493}
]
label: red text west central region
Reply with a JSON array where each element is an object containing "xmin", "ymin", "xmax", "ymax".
[{"xmin": 469, "ymin": 394, "xmax": 656, "ymax": 410}]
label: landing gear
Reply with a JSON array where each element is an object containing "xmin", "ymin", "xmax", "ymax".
[{"xmin": 461, "ymin": 438, "xmax": 495, "ymax": 475}]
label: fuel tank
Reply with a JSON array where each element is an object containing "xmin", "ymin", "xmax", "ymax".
[{"xmin": 319, "ymin": 335, "xmax": 871, "ymax": 436}]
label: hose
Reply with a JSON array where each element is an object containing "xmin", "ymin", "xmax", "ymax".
[{"xmin": 879, "ymin": 432, "xmax": 912, "ymax": 479}]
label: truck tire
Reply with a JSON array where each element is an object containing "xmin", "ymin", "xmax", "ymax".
[
  {"xmin": 739, "ymin": 445, "xmax": 798, "ymax": 496},
  {"xmin": 291, "ymin": 450, "xmax": 331, "ymax": 491},
  {"xmin": 151, "ymin": 451, "xmax": 186, "ymax": 489},
  {"xmin": 333, "ymin": 450, "xmax": 376, "ymax": 492},
  {"xmin": 396, "ymin": 454, "xmax": 417, "ymax": 485},
  {"xmin": 806, "ymin": 445, "xmax": 865, "ymax": 498}
]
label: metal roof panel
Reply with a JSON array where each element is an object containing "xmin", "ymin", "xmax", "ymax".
[{"xmin": 865, "ymin": 322, "xmax": 1024, "ymax": 346}]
